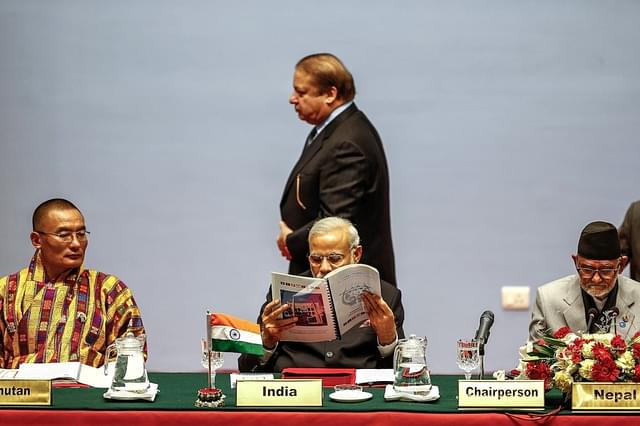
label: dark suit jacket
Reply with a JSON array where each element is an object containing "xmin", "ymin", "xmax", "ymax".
[
  {"xmin": 620, "ymin": 200, "xmax": 640, "ymax": 281},
  {"xmin": 280, "ymin": 103, "xmax": 396, "ymax": 285},
  {"xmin": 237, "ymin": 277, "xmax": 405, "ymax": 372}
]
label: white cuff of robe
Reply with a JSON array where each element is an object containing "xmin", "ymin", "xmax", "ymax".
[{"xmin": 377, "ymin": 334, "xmax": 398, "ymax": 358}]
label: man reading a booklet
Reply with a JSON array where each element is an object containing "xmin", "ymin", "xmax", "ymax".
[
  {"xmin": 239, "ymin": 217, "xmax": 404, "ymax": 372},
  {"xmin": 0, "ymin": 198, "xmax": 146, "ymax": 369}
]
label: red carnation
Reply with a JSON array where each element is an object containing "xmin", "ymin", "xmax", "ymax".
[
  {"xmin": 633, "ymin": 331, "xmax": 640, "ymax": 340},
  {"xmin": 591, "ymin": 343, "xmax": 613, "ymax": 363},
  {"xmin": 526, "ymin": 361, "xmax": 552, "ymax": 389},
  {"xmin": 633, "ymin": 343, "xmax": 640, "ymax": 359},
  {"xmin": 611, "ymin": 335, "xmax": 626, "ymax": 355},
  {"xmin": 592, "ymin": 359, "xmax": 620, "ymax": 382},
  {"xmin": 553, "ymin": 326, "xmax": 571, "ymax": 339},
  {"xmin": 633, "ymin": 365, "xmax": 640, "ymax": 382},
  {"xmin": 569, "ymin": 348, "xmax": 583, "ymax": 364},
  {"xmin": 572, "ymin": 338, "xmax": 586, "ymax": 350}
]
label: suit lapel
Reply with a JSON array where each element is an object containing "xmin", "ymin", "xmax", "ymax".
[
  {"xmin": 615, "ymin": 279, "xmax": 637, "ymax": 338},
  {"xmin": 280, "ymin": 104, "xmax": 359, "ymax": 205},
  {"xmin": 561, "ymin": 281, "xmax": 588, "ymax": 333}
]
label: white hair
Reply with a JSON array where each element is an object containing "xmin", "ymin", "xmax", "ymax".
[{"xmin": 308, "ymin": 217, "xmax": 360, "ymax": 248}]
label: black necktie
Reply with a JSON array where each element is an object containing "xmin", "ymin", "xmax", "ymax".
[{"xmin": 305, "ymin": 127, "xmax": 318, "ymax": 148}]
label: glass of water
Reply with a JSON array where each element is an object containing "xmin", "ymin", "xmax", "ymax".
[
  {"xmin": 201, "ymin": 339, "xmax": 224, "ymax": 388},
  {"xmin": 456, "ymin": 339, "xmax": 480, "ymax": 380}
]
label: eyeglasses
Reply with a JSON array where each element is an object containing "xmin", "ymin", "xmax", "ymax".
[
  {"xmin": 308, "ymin": 252, "xmax": 347, "ymax": 266},
  {"xmin": 576, "ymin": 264, "xmax": 619, "ymax": 280},
  {"xmin": 36, "ymin": 230, "xmax": 90, "ymax": 243}
]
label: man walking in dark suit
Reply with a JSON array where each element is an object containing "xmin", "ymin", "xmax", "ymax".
[{"xmin": 276, "ymin": 53, "xmax": 397, "ymax": 285}]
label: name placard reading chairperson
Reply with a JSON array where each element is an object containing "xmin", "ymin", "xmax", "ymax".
[
  {"xmin": 458, "ymin": 380, "xmax": 544, "ymax": 408},
  {"xmin": 0, "ymin": 380, "xmax": 51, "ymax": 406},
  {"xmin": 236, "ymin": 379, "xmax": 322, "ymax": 407},
  {"xmin": 572, "ymin": 383, "xmax": 640, "ymax": 410}
]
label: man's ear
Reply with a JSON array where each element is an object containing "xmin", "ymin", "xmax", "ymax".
[
  {"xmin": 30, "ymin": 232, "xmax": 42, "ymax": 249},
  {"xmin": 620, "ymin": 256, "xmax": 629, "ymax": 272},
  {"xmin": 353, "ymin": 245, "xmax": 363, "ymax": 264},
  {"xmin": 325, "ymin": 86, "xmax": 338, "ymax": 105}
]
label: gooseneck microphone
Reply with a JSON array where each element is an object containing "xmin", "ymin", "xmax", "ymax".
[
  {"xmin": 474, "ymin": 310, "xmax": 495, "ymax": 348},
  {"xmin": 610, "ymin": 307, "xmax": 620, "ymax": 335},
  {"xmin": 473, "ymin": 310, "xmax": 494, "ymax": 379},
  {"xmin": 586, "ymin": 308, "xmax": 599, "ymax": 333}
]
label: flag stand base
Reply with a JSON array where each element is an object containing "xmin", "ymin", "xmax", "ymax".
[{"xmin": 195, "ymin": 387, "xmax": 226, "ymax": 407}]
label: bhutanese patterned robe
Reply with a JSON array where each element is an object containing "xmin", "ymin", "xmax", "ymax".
[{"xmin": 0, "ymin": 251, "xmax": 145, "ymax": 368}]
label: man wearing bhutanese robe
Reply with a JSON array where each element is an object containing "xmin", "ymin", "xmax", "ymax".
[{"xmin": 0, "ymin": 199, "xmax": 146, "ymax": 369}]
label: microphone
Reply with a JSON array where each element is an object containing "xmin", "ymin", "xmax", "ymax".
[
  {"xmin": 474, "ymin": 310, "xmax": 495, "ymax": 347},
  {"xmin": 609, "ymin": 307, "xmax": 619, "ymax": 334},
  {"xmin": 586, "ymin": 308, "xmax": 598, "ymax": 333},
  {"xmin": 473, "ymin": 310, "xmax": 494, "ymax": 378}
]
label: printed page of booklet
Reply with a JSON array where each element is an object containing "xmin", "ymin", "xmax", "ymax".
[{"xmin": 355, "ymin": 368, "xmax": 394, "ymax": 385}]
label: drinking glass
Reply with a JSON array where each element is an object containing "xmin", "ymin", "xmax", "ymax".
[
  {"xmin": 456, "ymin": 339, "xmax": 480, "ymax": 380},
  {"xmin": 201, "ymin": 339, "xmax": 224, "ymax": 388}
]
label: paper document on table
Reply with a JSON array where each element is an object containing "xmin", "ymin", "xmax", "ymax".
[
  {"xmin": 78, "ymin": 362, "xmax": 115, "ymax": 388},
  {"xmin": 355, "ymin": 368, "xmax": 394, "ymax": 385},
  {"xmin": 15, "ymin": 362, "xmax": 81, "ymax": 380},
  {"xmin": 14, "ymin": 361, "xmax": 115, "ymax": 388},
  {"xmin": 230, "ymin": 373, "xmax": 274, "ymax": 388},
  {"xmin": 0, "ymin": 369, "xmax": 18, "ymax": 379}
]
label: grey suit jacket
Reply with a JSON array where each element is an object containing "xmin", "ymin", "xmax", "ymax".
[{"xmin": 529, "ymin": 274, "xmax": 640, "ymax": 341}]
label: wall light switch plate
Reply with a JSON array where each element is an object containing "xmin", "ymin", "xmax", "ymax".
[{"xmin": 501, "ymin": 286, "xmax": 530, "ymax": 310}]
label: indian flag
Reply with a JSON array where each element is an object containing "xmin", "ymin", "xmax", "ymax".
[{"xmin": 208, "ymin": 312, "xmax": 264, "ymax": 356}]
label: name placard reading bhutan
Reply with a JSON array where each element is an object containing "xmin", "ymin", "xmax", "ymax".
[
  {"xmin": 0, "ymin": 380, "xmax": 51, "ymax": 406},
  {"xmin": 572, "ymin": 383, "xmax": 640, "ymax": 410},
  {"xmin": 458, "ymin": 380, "xmax": 544, "ymax": 408}
]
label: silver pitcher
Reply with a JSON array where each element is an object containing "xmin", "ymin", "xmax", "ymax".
[{"xmin": 393, "ymin": 334, "xmax": 431, "ymax": 394}]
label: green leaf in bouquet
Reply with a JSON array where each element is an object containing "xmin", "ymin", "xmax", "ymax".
[{"xmin": 542, "ymin": 336, "xmax": 567, "ymax": 347}]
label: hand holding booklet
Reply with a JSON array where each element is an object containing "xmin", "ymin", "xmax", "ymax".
[{"xmin": 271, "ymin": 264, "xmax": 381, "ymax": 342}]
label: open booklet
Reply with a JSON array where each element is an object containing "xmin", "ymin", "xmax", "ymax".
[
  {"xmin": 12, "ymin": 361, "xmax": 115, "ymax": 388},
  {"xmin": 271, "ymin": 264, "xmax": 381, "ymax": 342}
]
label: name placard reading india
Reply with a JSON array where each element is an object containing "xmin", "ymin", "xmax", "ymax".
[
  {"xmin": 572, "ymin": 383, "xmax": 640, "ymax": 410},
  {"xmin": 458, "ymin": 380, "xmax": 544, "ymax": 408},
  {"xmin": 236, "ymin": 379, "xmax": 322, "ymax": 407},
  {"xmin": 0, "ymin": 380, "xmax": 51, "ymax": 406}
]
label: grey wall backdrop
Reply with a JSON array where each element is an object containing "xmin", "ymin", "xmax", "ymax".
[{"xmin": 1, "ymin": 1, "xmax": 638, "ymax": 374}]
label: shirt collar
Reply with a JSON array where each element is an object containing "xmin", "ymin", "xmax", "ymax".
[{"xmin": 313, "ymin": 101, "xmax": 353, "ymax": 138}]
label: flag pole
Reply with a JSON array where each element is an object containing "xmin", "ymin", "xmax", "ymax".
[{"xmin": 206, "ymin": 310, "xmax": 212, "ymax": 388}]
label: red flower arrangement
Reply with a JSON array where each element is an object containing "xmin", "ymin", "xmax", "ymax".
[{"xmin": 514, "ymin": 329, "xmax": 640, "ymax": 392}]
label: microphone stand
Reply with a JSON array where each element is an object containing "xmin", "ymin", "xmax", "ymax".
[
  {"xmin": 477, "ymin": 339, "xmax": 486, "ymax": 380},
  {"xmin": 610, "ymin": 313, "xmax": 618, "ymax": 335}
]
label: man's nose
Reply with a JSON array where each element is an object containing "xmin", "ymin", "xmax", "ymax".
[
  {"xmin": 319, "ymin": 258, "xmax": 333, "ymax": 274},
  {"xmin": 68, "ymin": 234, "xmax": 82, "ymax": 247},
  {"xmin": 591, "ymin": 271, "xmax": 603, "ymax": 283},
  {"xmin": 289, "ymin": 94, "xmax": 298, "ymax": 104}
]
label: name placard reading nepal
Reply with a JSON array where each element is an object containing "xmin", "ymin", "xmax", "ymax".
[
  {"xmin": 236, "ymin": 379, "xmax": 322, "ymax": 407},
  {"xmin": 458, "ymin": 380, "xmax": 544, "ymax": 408},
  {"xmin": 572, "ymin": 383, "xmax": 640, "ymax": 410},
  {"xmin": 0, "ymin": 380, "xmax": 51, "ymax": 406}
]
